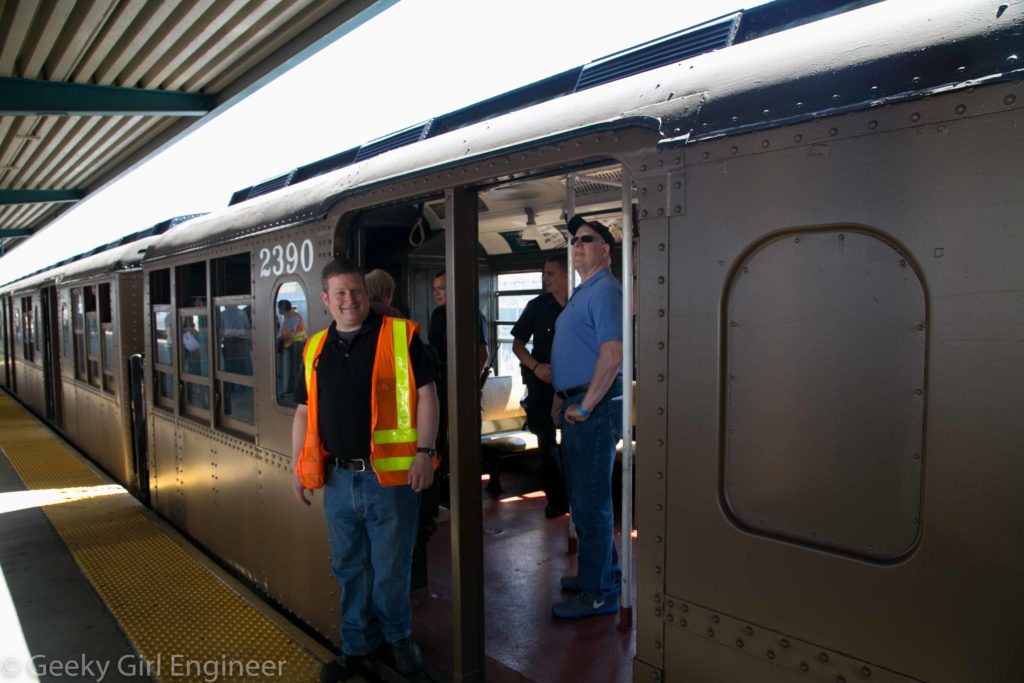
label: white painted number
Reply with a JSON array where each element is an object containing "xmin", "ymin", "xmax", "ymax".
[{"xmin": 258, "ymin": 239, "xmax": 315, "ymax": 278}]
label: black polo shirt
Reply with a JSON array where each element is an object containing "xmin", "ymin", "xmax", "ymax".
[
  {"xmin": 511, "ymin": 292, "xmax": 563, "ymax": 369},
  {"xmin": 295, "ymin": 311, "xmax": 436, "ymax": 459}
]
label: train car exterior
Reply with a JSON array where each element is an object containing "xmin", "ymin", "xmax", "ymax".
[
  {"xmin": 3, "ymin": 274, "xmax": 55, "ymax": 420},
  {"xmin": 1, "ymin": 0, "xmax": 1020, "ymax": 680}
]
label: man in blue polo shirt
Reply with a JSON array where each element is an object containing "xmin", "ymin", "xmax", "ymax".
[{"xmin": 549, "ymin": 215, "xmax": 623, "ymax": 619}]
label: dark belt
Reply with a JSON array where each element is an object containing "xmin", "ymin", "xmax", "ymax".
[
  {"xmin": 328, "ymin": 456, "xmax": 369, "ymax": 472},
  {"xmin": 556, "ymin": 384, "xmax": 589, "ymax": 400}
]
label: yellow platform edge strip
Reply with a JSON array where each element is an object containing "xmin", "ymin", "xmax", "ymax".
[{"xmin": 0, "ymin": 393, "xmax": 326, "ymax": 683}]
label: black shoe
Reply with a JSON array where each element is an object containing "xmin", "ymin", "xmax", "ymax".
[
  {"xmin": 484, "ymin": 479, "xmax": 504, "ymax": 495},
  {"xmin": 544, "ymin": 503, "xmax": 568, "ymax": 518},
  {"xmin": 320, "ymin": 653, "xmax": 365, "ymax": 682},
  {"xmin": 390, "ymin": 637, "xmax": 423, "ymax": 675}
]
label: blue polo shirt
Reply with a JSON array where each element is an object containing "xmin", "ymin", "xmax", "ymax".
[{"xmin": 551, "ymin": 268, "xmax": 623, "ymax": 391}]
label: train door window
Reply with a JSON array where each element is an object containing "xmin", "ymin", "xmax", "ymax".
[
  {"xmin": 60, "ymin": 297, "xmax": 71, "ymax": 362},
  {"xmin": 273, "ymin": 280, "xmax": 309, "ymax": 408},
  {"xmin": 13, "ymin": 304, "xmax": 22, "ymax": 356},
  {"xmin": 72, "ymin": 289, "xmax": 86, "ymax": 380},
  {"xmin": 213, "ymin": 253, "xmax": 254, "ymax": 433},
  {"xmin": 85, "ymin": 286, "xmax": 101, "ymax": 387},
  {"xmin": 100, "ymin": 283, "xmax": 115, "ymax": 393},
  {"xmin": 494, "ymin": 272, "xmax": 542, "ymax": 400},
  {"xmin": 33, "ymin": 300, "xmax": 40, "ymax": 358},
  {"xmin": 150, "ymin": 269, "xmax": 174, "ymax": 409},
  {"xmin": 177, "ymin": 262, "xmax": 211, "ymax": 420},
  {"xmin": 20, "ymin": 297, "xmax": 33, "ymax": 361}
]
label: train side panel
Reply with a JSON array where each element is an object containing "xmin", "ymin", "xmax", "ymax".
[{"xmin": 635, "ymin": 82, "xmax": 1024, "ymax": 681}]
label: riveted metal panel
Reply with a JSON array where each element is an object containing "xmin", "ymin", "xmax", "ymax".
[
  {"xmin": 723, "ymin": 229, "xmax": 926, "ymax": 559},
  {"xmin": 659, "ymin": 83, "xmax": 1024, "ymax": 682}
]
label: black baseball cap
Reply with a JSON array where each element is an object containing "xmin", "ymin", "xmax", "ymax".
[{"xmin": 567, "ymin": 214, "xmax": 615, "ymax": 246}]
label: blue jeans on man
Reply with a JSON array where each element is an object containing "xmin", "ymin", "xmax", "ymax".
[
  {"xmin": 323, "ymin": 465, "xmax": 420, "ymax": 655},
  {"xmin": 560, "ymin": 377, "xmax": 623, "ymax": 601}
]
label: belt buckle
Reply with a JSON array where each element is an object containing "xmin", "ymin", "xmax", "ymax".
[{"xmin": 351, "ymin": 459, "xmax": 366, "ymax": 472}]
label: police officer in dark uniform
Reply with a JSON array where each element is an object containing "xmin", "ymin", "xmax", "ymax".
[{"xmin": 511, "ymin": 254, "xmax": 569, "ymax": 517}]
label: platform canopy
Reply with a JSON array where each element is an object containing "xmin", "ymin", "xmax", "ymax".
[{"xmin": 0, "ymin": 0, "xmax": 394, "ymax": 253}]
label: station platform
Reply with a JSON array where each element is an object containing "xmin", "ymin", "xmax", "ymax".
[{"xmin": 0, "ymin": 393, "xmax": 335, "ymax": 683}]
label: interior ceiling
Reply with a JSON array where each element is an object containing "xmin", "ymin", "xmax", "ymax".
[{"xmin": 0, "ymin": 0, "xmax": 393, "ymax": 255}]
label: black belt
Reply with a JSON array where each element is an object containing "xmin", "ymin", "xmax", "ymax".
[
  {"xmin": 328, "ymin": 457, "xmax": 369, "ymax": 472},
  {"xmin": 556, "ymin": 384, "xmax": 589, "ymax": 400}
]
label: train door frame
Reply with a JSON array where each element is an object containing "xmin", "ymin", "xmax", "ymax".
[
  {"xmin": 1, "ymin": 294, "xmax": 10, "ymax": 389},
  {"xmin": 40, "ymin": 284, "xmax": 63, "ymax": 426}
]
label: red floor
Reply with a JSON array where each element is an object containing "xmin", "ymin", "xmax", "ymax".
[{"xmin": 413, "ymin": 458, "xmax": 636, "ymax": 683}]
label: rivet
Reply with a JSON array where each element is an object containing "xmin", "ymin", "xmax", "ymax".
[
  {"xmin": 650, "ymin": 673, "xmax": 659, "ymax": 681},
  {"xmin": 657, "ymin": 309, "xmax": 665, "ymax": 317},
  {"xmin": 829, "ymin": 127, "xmax": 838, "ymax": 137},
  {"xmin": 911, "ymin": 112, "xmax": 921, "ymax": 123},
  {"xmin": 655, "ymin": 609, "xmax": 662, "ymax": 616},
  {"xmin": 767, "ymin": 650, "xmax": 776, "ymax": 660},
  {"xmin": 712, "ymin": 615, "xmax": 720, "ymax": 623},
  {"xmin": 743, "ymin": 266, "xmax": 749, "ymax": 273},
  {"xmin": 656, "ymin": 502, "xmax": 663, "ymax": 510},
  {"xmin": 656, "ymin": 407, "xmax": 665, "ymax": 415},
  {"xmin": 1008, "ymin": 54, "xmax": 1019, "ymax": 64},
  {"xmin": 666, "ymin": 599, "xmax": 674, "ymax": 608},
  {"xmin": 674, "ymin": 181, "xmax": 682, "ymax": 189},
  {"xmin": 656, "ymin": 439, "xmax": 664, "ymax": 447},
  {"xmin": 861, "ymin": 666, "xmax": 872, "ymax": 678},
  {"xmin": 794, "ymin": 134, "xmax": 803, "ymax": 142},
  {"xmin": 914, "ymin": 389, "xmax": 922, "ymax": 396},
  {"xmin": 657, "ymin": 184, "xmax": 664, "ymax": 192},
  {"xmin": 657, "ymin": 341, "xmax": 665, "ymax": 350},
  {"xmin": 939, "ymin": 124, "xmax": 948, "ymax": 133},
  {"xmin": 781, "ymin": 639, "xmax": 790, "ymax": 648},
  {"xmin": 899, "ymin": 259, "xmax": 906, "ymax": 267},
  {"xmin": 837, "ymin": 677, "xmax": 847, "ymax": 683},
  {"xmin": 795, "ymin": 237, "xmax": 800, "ymax": 243},
  {"xmin": 745, "ymin": 626, "xmax": 754, "ymax": 636},
  {"xmin": 800, "ymin": 662, "xmax": 810, "ymax": 673},
  {"xmin": 731, "ymin": 116, "xmax": 740, "ymax": 123},
  {"xmin": 642, "ymin": 209, "xmax": 649, "ymax": 217},
  {"xmin": 657, "ymin": 276, "xmax": 665, "ymax": 284},
  {"xmin": 707, "ymin": 628, "xmax": 715, "ymax": 637},
  {"xmin": 1005, "ymin": 94, "xmax": 1017, "ymax": 106},
  {"xmin": 657, "ymin": 207, "xmax": 665, "ymax": 216},
  {"xmin": 658, "ymin": 159, "xmax": 664, "ymax": 167},
  {"xmin": 641, "ymin": 187, "xmax": 648, "ymax": 195},
  {"xmin": 955, "ymin": 104, "xmax": 967, "ymax": 115},
  {"xmin": 832, "ymin": 93, "xmax": 841, "ymax": 101},
  {"xmin": 761, "ymin": 139, "xmax": 770, "ymax": 148},
  {"xmin": 674, "ymin": 157, "xmax": 681, "ymax": 165},
  {"xmin": 913, "ymin": 516, "xmax": 919, "ymax": 524},
  {"xmin": 658, "ymin": 243, "xmax": 666, "ymax": 251},
  {"xmin": 666, "ymin": 614, "xmax": 673, "ymax": 622},
  {"xmin": 674, "ymin": 205, "xmax": 682, "ymax": 214},
  {"xmin": 913, "ymin": 452, "xmax": 920, "ymax": 460},
  {"xmin": 796, "ymin": 101, "xmax": 804, "ymax": 109},
  {"xmin": 640, "ymin": 165, "xmax": 647, "ymax": 172},
  {"xmin": 656, "ymin": 535, "xmax": 663, "ymax": 543},
  {"xmin": 763, "ymin": 109, "xmax": 771, "ymax": 117},
  {"xmin": 657, "ymin": 374, "xmax": 664, "ymax": 382},
  {"xmin": 680, "ymin": 618, "xmax": 687, "ymax": 627},
  {"xmin": 870, "ymin": 85, "xmax": 879, "ymax": 93},
  {"xmin": 654, "ymin": 641, "xmax": 662, "ymax": 649},
  {"xmin": 912, "ymin": 76, "xmax": 921, "ymax": 84},
  {"xmin": 681, "ymin": 604, "xmax": 689, "ymax": 612},
  {"xmin": 656, "ymin": 472, "xmax": 664, "ymax": 480},
  {"xmin": 819, "ymin": 652, "xmax": 830, "ymax": 663},
  {"xmin": 868, "ymin": 120, "xmax": 878, "ymax": 129},
  {"xmin": 916, "ymin": 323, "xmax": 925, "ymax": 331},
  {"xmin": 736, "ymin": 638, "xmax": 745, "ymax": 648},
  {"xmin": 655, "ymin": 565, "xmax": 662, "ymax": 573},
  {"xmin": 730, "ymin": 146, "xmax": 738, "ymax": 154},
  {"xmin": 654, "ymin": 593, "xmax": 662, "ymax": 602}
]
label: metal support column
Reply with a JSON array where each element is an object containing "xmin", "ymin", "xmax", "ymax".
[
  {"xmin": 444, "ymin": 186, "xmax": 485, "ymax": 683},
  {"xmin": 619, "ymin": 171, "xmax": 635, "ymax": 630}
]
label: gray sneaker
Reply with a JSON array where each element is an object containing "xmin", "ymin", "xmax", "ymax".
[
  {"xmin": 560, "ymin": 575, "xmax": 582, "ymax": 592},
  {"xmin": 390, "ymin": 638, "xmax": 422, "ymax": 674},
  {"xmin": 552, "ymin": 591, "xmax": 618, "ymax": 619}
]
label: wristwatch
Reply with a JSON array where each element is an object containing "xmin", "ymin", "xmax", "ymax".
[{"xmin": 416, "ymin": 447, "xmax": 437, "ymax": 457}]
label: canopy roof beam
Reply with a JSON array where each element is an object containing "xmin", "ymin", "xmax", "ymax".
[
  {"xmin": 0, "ymin": 190, "xmax": 84, "ymax": 205},
  {"xmin": 0, "ymin": 77, "xmax": 215, "ymax": 116}
]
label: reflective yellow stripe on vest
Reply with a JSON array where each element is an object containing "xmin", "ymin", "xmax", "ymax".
[
  {"xmin": 371, "ymin": 319, "xmax": 418, "ymax": 446},
  {"xmin": 304, "ymin": 330, "xmax": 325, "ymax": 388}
]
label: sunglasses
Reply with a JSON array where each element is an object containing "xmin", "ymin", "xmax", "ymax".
[{"xmin": 570, "ymin": 235, "xmax": 597, "ymax": 245}]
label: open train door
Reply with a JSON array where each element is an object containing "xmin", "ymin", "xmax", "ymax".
[{"xmin": 39, "ymin": 285, "xmax": 63, "ymax": 427}]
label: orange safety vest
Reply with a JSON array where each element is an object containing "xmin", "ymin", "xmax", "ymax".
[{"xmin": 294, "ymin": 316, "xmax": 430, "ymax": 488}]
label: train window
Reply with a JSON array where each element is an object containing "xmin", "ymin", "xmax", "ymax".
[
  {"xmin": 494, "ymin": 272, "xmax": 542, "ymax": 399},
  {"xmin": 180, "ymin": 312, "xmax": 211, "ymax": 416},
  {"xmin": 177, "ymin": 261, "xmax": 207, "ymax": 308},
  {"xmin": 72, "ymin": 289, "xmax": 86, "ymax": 380},
  {"xmin": 13, "ymin": 305, "xmax": 22, "ymax": 355},
  {"xmin": 150, "ymin": 269, "xmax": 174, "ymax": 410},
  {"xmin": 61, "ymin": 300, "xmax": 71, "ymax": 361},
  {"xmin": 20, "ymin": 297, "xmax": 33, "ymax": 361},
  {"xmin": 274, "ymin": 280, "xmax": 309, "ymax": 408},
  {"xmin": 100, "ymin": 283, "xmax": 114, "ymax": 393},
  {"xmin": 85, "ymin": 287, "xmax": 100, "ymax": 387},
  {"xmin": 152, "ymin": 309, "xmax": 174, "ymax": 409},
  {"xmin": 213, "ymin": 253, "xmax": 254, "ymax": 434}
]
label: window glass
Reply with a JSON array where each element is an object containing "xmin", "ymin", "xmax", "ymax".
[
  {"xmin": 215, "ymin": 253, "xmax": 251, "ymax": 297},
  {"xmin": 13, "ymin": 308, "xmax": 21, "ymax": 349},
  {"xmin": 274, "ymin": 281, "xmax": 309, "ymax": 407},
  {"xmin": 180, "ymin": 314, "xmax": 209, "ymax": 377},
  {"xmin": 154, "ymin": 311, "xmax": 173, "ymax": 366},
  {"xmin": 150, "ymin": 269, "xmax": 171, "ymax": 305},
  {"xmin": 216, "ymin": 304, "xmax": 253, "ymax": 376},
  {"xmin": 87, "ymin": 315, "xmax": 100, "ymax": 357},
  {"xmin": 157, "ymin": 372, "xmax": 174, "ymax": 401},
  {"xmin": 185, "ymin": 382, "xmax": 210, "ymax": 410},
  {"xmin": 61, "ymin": 303, "xmax": 71, "ymax": 359},
  {"xmin": 494, "ymin": 271, "xmax": 542, "ymax": 385},
  {"xmin": 103, "ymin": 329, "xmax": 114, "ymax": 372},
  {"xmin": 223, "ymin": 381, "xmax": 255, "ymax": 424},
  {"xmin": 177, "ymin": 262, "xmax": 207, "ymax": 308}
]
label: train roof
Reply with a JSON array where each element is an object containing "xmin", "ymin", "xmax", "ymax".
[{"xmin": 140, "ymin": 0, "xmax": 1022, "ymax": 262}]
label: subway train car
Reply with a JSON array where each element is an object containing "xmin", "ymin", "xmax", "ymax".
[{"xmin": 2, "ymin": 0, "xmax": 1023, "ymax": 680}]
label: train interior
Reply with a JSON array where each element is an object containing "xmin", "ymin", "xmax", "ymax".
[{"xmin": 350, "ymin": 160, "xmax": 639, "ymax": 681}]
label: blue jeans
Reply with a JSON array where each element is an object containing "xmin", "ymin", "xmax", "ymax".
[
  {"xmin": 560, "ymin": 377, "xmax": 623, "ymax": 599},
  {"xmin": 323, "ymin": 465, "xmax": 420, "ymax": 655}
]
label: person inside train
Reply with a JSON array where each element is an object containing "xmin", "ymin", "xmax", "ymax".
[
  {"xmin": 291, "ymin": 259, "xmax": 439, "ymax": 680},
  {"xmin": 365, "ymin": 268, "xmax": 404, "ymax": 318},
  {"xmin": 276, "ymin": 299, "xmax": 306, "ymax": 401},
  {"xmin": 427, "ymin": 270, "xmax": 493, "ymax": 491},
  {"xmin": 511, "ymin": 253, "xmax": 569, "ymax": 518},
  {"xmin": 550, "ymin": 215, "xmax": 623, "ymax": 619}
]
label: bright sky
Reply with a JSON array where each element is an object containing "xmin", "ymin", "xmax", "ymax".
[{"xmin": 0, "ymin": 0, "xmax": 751, "ymax": 283}]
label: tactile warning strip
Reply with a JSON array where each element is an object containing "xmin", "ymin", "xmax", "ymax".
[{"xmin": 0, "ymin": 394, "xmax": 326, "ymax": 682}]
